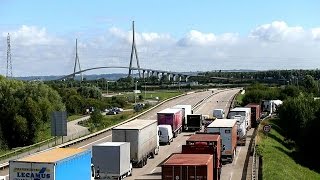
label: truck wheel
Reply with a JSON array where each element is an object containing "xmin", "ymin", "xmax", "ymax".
[
  {"xmin": 144, "ymin": 157, "xmax": 148, "ymax": 166},
  {"xmin": 150, "ymin": 152, "xmax": 155, "ymax": 159},
  {"xmin": 155, "ymin": 147, "xmax": 159, "ymax": 155},
  {"xmin": 138, "ymin": 161, "xmax": 143, "ymax": 168}
]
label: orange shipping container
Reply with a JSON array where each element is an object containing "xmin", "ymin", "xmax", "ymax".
[
  {"xmin": 245, "ymin": 103, "xmax": 261, "ymax": 128},
  {"xmin": 185, "ymin": 134, "xmax": 221, "ymax": 167},
  {"xmin": 162, "ymin": 154, "xmax": 213, "ymax": 180}
]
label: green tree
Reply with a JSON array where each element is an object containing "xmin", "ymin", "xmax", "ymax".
[
  {"xmin": 302, "ymin": 75, "xmax": 319, "ymax": 94},
  {"xmin": 90, "ymin": 109, "xmax": 103, "ymax": 125}
]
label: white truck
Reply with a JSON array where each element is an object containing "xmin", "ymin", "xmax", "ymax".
[
  {"xmin": 228, "ymin": 107, "xmax": 251, "ymax": 130},
  {"xmin": 92, "ymin": 142, "xmax": 132, "ymax": 180},
  {"xmin": 207, "ymin": 119, "xmax": 238, "ymax": 163},
  {"xmin": 213, "ymin": 109, "xmax": 225, "ymax": 119},
  {"xmin": 0, "ymin": 176, "xmax": 8, "ymax": 180},
  {"xmin": 172, "ymin": 104, "xmax": 192, "ymax": 131},
  {"xmin": 112, "ymin": 119, "xmax": 159, "ymax": 168},
  {"xmin": 232, "ymin": 115, "xmax": 247, "ymax": 146}
]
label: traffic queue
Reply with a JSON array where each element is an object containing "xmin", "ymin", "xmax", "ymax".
[{"xmin": 7, "ymin": 103, "xmax": 261, "ymax": 180}]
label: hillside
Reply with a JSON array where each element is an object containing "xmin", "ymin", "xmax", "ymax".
[{"xmin": 256, "ymin": 119, "xmax": 320, "ymax": 180}]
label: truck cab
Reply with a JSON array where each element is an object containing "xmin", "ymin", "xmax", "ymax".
[
  {"xmin": 158, "ymin": 125, "xmax": 173, "ymax": 145},
  {"xmin": 213, "ymin": 109, "xmax": 225, "ymax": 119}
]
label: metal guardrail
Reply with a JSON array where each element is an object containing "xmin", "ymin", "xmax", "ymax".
[
  {"xmin": 0, "ymin": 137, "xmax": 55, "ymax": 162},
  {"xmin": 252, "ymin": 137, "xmax": 258, "ymax": 180}
]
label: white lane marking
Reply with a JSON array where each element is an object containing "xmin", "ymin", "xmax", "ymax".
[
  {"xmin": 78, "ymin": 135, "xmax": 112, "ymax": 149},
  {"xmin": 233, "ymin": 147, "xmax": 241, "ymax": 165},
  {"xmin": 229, "ymin": 172, "xmax": 233, "ymax": 180},
  {"xmin": 150, "ymin": 168, "xmax": 156, "ymax": 173},
  {"xmin": 177, "ymin": 145, "xmax": 181, "ymax": 148}
]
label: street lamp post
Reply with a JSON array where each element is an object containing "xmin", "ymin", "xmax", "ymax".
[
  {"xmin": 144, "ymin": 81, "xmax": 147, "ymax": 98},
  {"xmin": 107, "ymin": 81, "xmax": 109, "ymax": 95},
  {"xmin": 135, "ymin": 81, "xmax": 138, "ymax": 104}
]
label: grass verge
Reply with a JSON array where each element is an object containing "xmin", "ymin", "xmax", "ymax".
[
  {"xmin": 67, "ymin": 114, "xmax": 86, "ymax": 122},
  {"xmin": 256, "ymin": 118, "xmax": 320, "ymax": 180}
]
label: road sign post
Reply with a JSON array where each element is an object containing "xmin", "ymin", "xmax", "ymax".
[{"xmin": 263, "ymin": 124, "xmax": 271, "ymax": 133}]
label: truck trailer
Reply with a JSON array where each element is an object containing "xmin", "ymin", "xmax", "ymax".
[
  {"xmin": 182, "ymin": 133, "xmax": 222, "ymax": 180},
  {"xmin": 245, "ymin": 103, "xmax": 261, "ymax": 128},
  {"xmin": 92, "ymin": 142, "xmax": 132, "ymax": 179},
  {"xmin": 172, "ymin": 104, "xmax": 192, "ymax": 131},
  {"xmin": 112, "ymin": 119, "xmax": 159, "ymax": 168},
  {"xmin": 9, "ymin": 148, "xmax": 91, "ymax": 180},
  {"xmin": 157, "ymin": 108, "xmax": 183, "ymax": 137},
  {"xmin": 206, "ymin": 119, "xmax": 237, "ymax": 163},
  {"xmin": 162, "ymin": 154, "xmax": 214, "ymax": 180},
  {"xmin": 228, "ymin": 107, "xmax": 251, "ymax": 130},
  {"xmin": 186, "ymin": 114, "xmax": 202, "ymax": 131},
  {"xmin": 233, "ymin": 115, "xmax": 247, "ymax": 146}
]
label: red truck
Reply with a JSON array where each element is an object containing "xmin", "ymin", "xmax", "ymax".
[
  {"xmin": 245, "ymin": 103, "xmax": 261, "ymax": 128},
  {"xmin": 182, "ymin": 133, "xmax": 222, "ymax": 180},
  {"xmin": 157, "ymin": 108, "xmax": 183, "ymax": 138},
  {"xmin": 162, "ymin": 154, "xmax": 214, "ymax": 180}
]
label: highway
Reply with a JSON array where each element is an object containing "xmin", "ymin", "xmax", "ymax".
[
  {"xmin": 1, "ymin": 88, "xmax": 252, "ymax": 180},
  {"xmin": 125, "ymin": 89, "xmax": 242, "ymax": 180}
]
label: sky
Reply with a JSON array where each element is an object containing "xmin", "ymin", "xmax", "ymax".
[{"xmin": 0, "ymin": 0, "xmax": 320, "ymax": 76}]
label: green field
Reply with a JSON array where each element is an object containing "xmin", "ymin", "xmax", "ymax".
[
  {"xmin": 118, "ymin": 90, "xmax": 183, "ymax": 102},
  {"xmin": 67, "ymin": 114, "xmax": 86, "ymax": 122},
  {"xmin": 81, "ymin": 110, "xmax": 138, "ymax": 132},
  {"xmin": 235, "ymin": 92, "xmax": 244, "ymax": 106},
  {"xmin": 143, "ymin": 91, "xmax": 183, "ymax": 100},
  {"xmin": 257, "ymin": 119, "xmax": 320, "ymax": 180}
]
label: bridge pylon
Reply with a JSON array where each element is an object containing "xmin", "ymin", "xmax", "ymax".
[
  {"xmin": 128, "ymin": 21, "xmax": 141, "ymax": 78},
  {"xmin": 73, "ymin": 39, "xmax": 83, "ymax": 81}
]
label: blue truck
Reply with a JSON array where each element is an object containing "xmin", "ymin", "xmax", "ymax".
[{"xmin": 9, "ymin": 148, "xmax": 91, "ymax": 180}]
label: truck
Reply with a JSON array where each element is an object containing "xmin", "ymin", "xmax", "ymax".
[
  {"xmin": 233, "ymin": 115, "xmax": 247, "ymax": 146},
  {"xmin": 157, "ymin": 108, "xmax": 183, "ymax": 137},
  {"xmin": 202, "ymin": 115, "xmax": 216, "ymax": 132},
  {"xmin": 162, "ymin": 154, "xmax": 214, "ymax": 180},
  {"xmin": 182, "ymin": 133, "xmax": 222, "ymax": 180},
  {"xmin": 0, "ymin": 176, "xmax": 8, "ymax": 180},
  {"xmin": 206, "ymin": 119, "xmax": 237, "ymax": 163},
  {"xmin": 228, "ymin": 107, "xmax": 251, "ymax": 130},
  {"xmin": 186, "ymin": 114, "xmax": 202, "ymax": 131},
  {"xmin": 112, "ymin": 119, "xmax": 159, "ymax": 168},
  {"xmin": 213, "ymin": 108, "xmax": 225, "ymax": 119},
  {"xmin": 91, "ymin": 142, "xmax": 132, "ymax": 179},
  {"xmin": 158, "ymin": 125, "xmax": 173, "ymax": 145},
  {"xmin": 9, "ymin": 148, "xmax": 91, "ymax": 180},
  {"xmin": 172, "ymin": 104, "xmax": 192, "ymax": 131},
  {"xmin": 245, "ymin": 103, "xmax": 261, "ymax": 128}
]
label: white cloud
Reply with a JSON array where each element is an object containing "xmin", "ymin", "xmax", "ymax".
[
  {"xmin": 1, "ymin": 21, "xmax": 320, "ymax": 77},
  {"xmin": 311, "ymin": 28, "xmax": 320, "ymax": 41},
  {"xmin": 178, "ymin": 30, "xmax": 239, "ymax": 46},
  {"xmin": 250, "ymin": 21, "xmax": 304, "ymax": 42},
  {"xmin": 2, "ymin": 25, "xmax": 64, "ymax": 46}
]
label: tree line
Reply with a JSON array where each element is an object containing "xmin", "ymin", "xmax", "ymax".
[
  {"xmin": 0, "ymin": 76, "xmax": 65, "ymax": 149},
  {"xmin": 0, "ymin": 76, "xmax": 130, "ymax": 150},
  {"xmin": 242, "ymin": 76, "xmax": 320, "ymax": 171}
]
